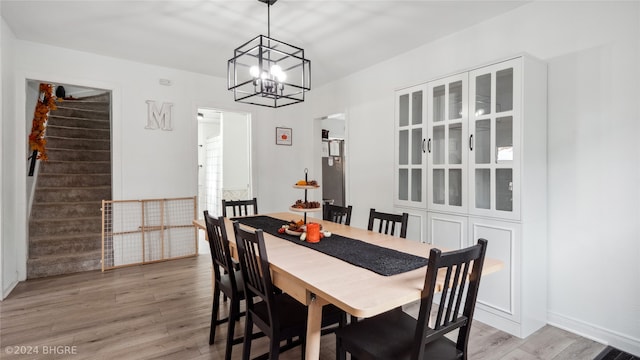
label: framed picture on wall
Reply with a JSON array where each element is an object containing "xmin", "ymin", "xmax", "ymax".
[{"xmin": 276, "ymin": 127, "xmax": 292, "ymax": 146}]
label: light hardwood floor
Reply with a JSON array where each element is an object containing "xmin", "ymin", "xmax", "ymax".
[{"xmin": 0, "ymin": 256, "xmax": 604, "ymax": 360}]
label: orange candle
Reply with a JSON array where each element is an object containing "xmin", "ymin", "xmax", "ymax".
[{"xmin": 306, "ymin": 222, "xmax": 320, "ymax": 243}]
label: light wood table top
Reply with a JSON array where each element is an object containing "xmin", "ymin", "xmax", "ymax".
[{"xmin": 194, "ymin": 212, "xmax": 503, "ymax": 359}]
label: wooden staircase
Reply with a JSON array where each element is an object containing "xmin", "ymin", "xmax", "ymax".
[{"xmin": 27, "ymin": 93, "xmax": 111, "ymax": 278}]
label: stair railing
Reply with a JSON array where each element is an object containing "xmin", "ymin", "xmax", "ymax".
[{"xmin": 28, "ymin": 150, "xmax": 38, "ymax": 176}]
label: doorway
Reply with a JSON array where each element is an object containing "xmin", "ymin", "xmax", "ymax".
[
  {"xmin": 26, "ymin": 80, "xmax": 112, "ymax": 278},
  {"xmin": 196, "ymin": 108, "xmax": 253, "ymax": 252},
  {"xmin": 314, "ymin": 113, "xmax": 348, "ymax": 208}
]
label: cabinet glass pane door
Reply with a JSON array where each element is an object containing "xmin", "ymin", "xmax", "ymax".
[
  {"xmin": 432, "ymin": 126, "xmax": 445, "ymax": 164},
  {"xmin": 469, "ymin": 60, "xmax": 520, "ymax": 219},
  {"xmin": 396, "ymin": 86, "xmax": 426, "ymax": 206},
  {"xmin": 399, "ymin": 130, "xmax": 409, "ymax": 165},
  {"xmin": 399, "ymin": 169, "xmax": 408, "ymax": 201},
  {"xmin": 399, "ymin": 94, "xmax": 409, "ymax": 126},
  {"xmin": 411, "ymin": 128, "xmax": 423, "ymax": 164},
  {"xmin": 427, "ymin": 75, "xmax": 467, "ymax": 213}
]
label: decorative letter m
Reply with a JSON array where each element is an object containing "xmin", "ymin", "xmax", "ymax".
[{"xmin": 145, "ymin": 100, "xmax": 173, "ymax": 130}]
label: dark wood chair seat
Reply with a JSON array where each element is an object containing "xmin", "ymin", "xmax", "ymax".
[{"xmin": 218, "ymin": 271, "xmax": 244, "ymax": 294}]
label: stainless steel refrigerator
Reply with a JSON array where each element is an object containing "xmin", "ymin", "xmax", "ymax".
[{"xmin": 322, "ymin": 139, "xmax": 345, "ymax": 207}]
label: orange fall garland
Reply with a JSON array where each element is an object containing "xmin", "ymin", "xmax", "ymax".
[{"xmin": 28, "ymin": 83, "xmax": 59, "ymax": 161}]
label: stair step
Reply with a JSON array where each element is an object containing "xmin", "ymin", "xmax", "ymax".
[
  {"xmin": 30, "ymin": 216, "xmax": 103, "ymax": 237},
  {"xmin": 29, "ymin": 232, "xmax": 102, "ymax": 257},
  {"xmin": 45, "ymin": 136, "xmax": 110, "ymax": 151},
  {"xmin": 46, "ymin": 124, "xmax": 110, "ymax": 140},
  {"xmin": 56, "ymin": 99, "xmax": 109, "ymax": 111},
  {"xmin": 34, "ymin": 186, "xmax": 111, "ymax": 203},
  {"xmin": 37, "ymin": 173, "xmax": 111, "ymax": 187},
  {"xmin": 76, "ymin": 93, "xmax": 110, "ymax": 103},
  {"xmin": 27, "ymin": 250, "xmax": 102, "ymax": 279},
  {"xmin": 51, "ymin": 107, "xmax": 109, "ymax": 120},
  {"xmin": 39, "ymin": 160, "xmax": 111, "ymax": 174},
  {"xmin": 46, "ymin": 148, "xmax": 111, "ymax": 162},
  {"xmin": 48, "ymin": 115, "xmax": 110, "ymax": 129},
  {"xmin": 31, "ymin": 201, "xmax": 104, "ymax": 219}
]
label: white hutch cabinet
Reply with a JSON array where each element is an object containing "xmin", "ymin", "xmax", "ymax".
[{"xmin": 394, "ymin": 55, "xmax": 547, "ymax": 338}]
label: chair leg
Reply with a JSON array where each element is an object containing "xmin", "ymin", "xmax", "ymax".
[
  {"xmin": 336, "ymin": 335, "xmax": 346, "ymax": 360},
  {"xmin": 269, "ymin": 336, "xmax": 281, "ymax": 360},
  {"xmin": 224, "ymin": 298, "xmax": 240, "ymax": 360},
  {"xmin": 210, "ymin": 288, "xmax": 221, "ymax": 345},
  {"xmin": 241, "ymin": 314, "xmax": 253, "ymax": 360}
]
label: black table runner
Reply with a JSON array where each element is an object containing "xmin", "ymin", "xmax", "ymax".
[{"xmin": 232, "ymin": 215, "xmax": 428, "ymax": 276}]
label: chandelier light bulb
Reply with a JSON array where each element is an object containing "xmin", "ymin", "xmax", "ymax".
[
  {"xmin": 249, "ymin": 66, "xmax": 260, "ymax": 78},
  {"xmin": 270, "ymin": 64, "xmax": 283, "ymax": 76},
  {"xmin": 276, "ymin": 72, "xmax": 287, "ymax": 82}
]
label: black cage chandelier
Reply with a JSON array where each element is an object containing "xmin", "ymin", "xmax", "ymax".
[{"xmin": 227, "ymin": 0, "xmax": 310, "ymax": 108}]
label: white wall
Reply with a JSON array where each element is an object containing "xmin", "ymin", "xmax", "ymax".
[
  {"xmin": 299, "ymin": 0, "xmax": 639, "ymax": 353},
  {"xmin": 222, "ymin": 111, "xmax": 250, "ymax": 193},
  {"xmin": 1, "ymin": 16, "xmax": 20, "ymax": 299},
  {"xmin": 0, "ymin": 11, "xmax": 5, "ymax": 299}
]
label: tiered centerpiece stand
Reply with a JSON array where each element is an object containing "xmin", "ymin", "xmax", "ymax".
[{"xmin": 290, "ymin": 169, "xmax": 321, "ymax": 224}]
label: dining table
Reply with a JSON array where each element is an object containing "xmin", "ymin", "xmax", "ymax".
[{"xmin": 193, "ymin": 212, "xmax": 503, "ymax": 360}]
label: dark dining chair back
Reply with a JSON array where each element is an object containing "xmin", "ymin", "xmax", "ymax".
[
  {"xmin": 413, "ymin": 238, "xmax": 488, "ymax": 358},
  {"xmin": 367, "ymin": 208, "xmax": 409, "ymax": 238},
  {"xmin": 205, "ymin": 211, "xmax": 235, "ymax": 278},
  {"xmin": 233, "ymin": 222, "xmax": 301, "ymax": 359},
  {"xmin": 233, "ymin": 223, "xmax": 276, "ymax": 323},
  {"xmin": 335, "ymin": 239, "xmax": 488, "ymax": 360},
  {"xmin": 222, "ymin": 198, "xmax": 258, "ymax": 217},
  {"xmin": 203, "ymin": 211, "xmax": 244, "ymax": 359},
  {"xmin": 323, "ymin": 204, "xmax": 353, "ymax": 225}
]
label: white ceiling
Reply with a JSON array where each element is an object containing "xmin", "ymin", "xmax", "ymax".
[{"xmin": 1, "ymin": 0, "xmax": 530, "ymax": 86}]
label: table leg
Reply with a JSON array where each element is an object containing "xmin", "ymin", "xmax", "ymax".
[{"xmin": 305, "ymin": 295, "xmax": 323, "ymax": 360}]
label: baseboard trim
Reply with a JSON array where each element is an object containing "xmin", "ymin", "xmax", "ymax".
[
  {"xmin": 1, "ymin": 278, "xmax": 19, "ymax": 300},
  {"xmin": 547, "ymin": 311, "xmax": 640, "ymax": 356}
]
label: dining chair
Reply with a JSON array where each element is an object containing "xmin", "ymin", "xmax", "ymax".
[
  {"xmin": 367, "ymin": 208, "xmax": 409, "ymax": 238},
  {"xmin": 323, "ymin": 204, "xmax": 353, "ymax": 225},
  {"xmin": 335, "ymin": 239, "xmax": 488, "ymax": 360},
  {"xmin": 232, "ymin": 221, "xmax": 346, "ymax": 360},
  {"xmin": 222, "ymin": 198, "xmax": 258, "ymax": 217},
  {"xmin": 204, "ymin": 211, "xmax": 246, "ymax": 360}
]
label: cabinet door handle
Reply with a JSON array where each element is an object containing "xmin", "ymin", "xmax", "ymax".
[
  {"xmin": 469, "ymin": 134, "xmax": 474, "ymax": 151},
  {"xmin": 422, "ymin": 139, "xmax": 426, "ymax": 153},
  {"xmin": 427, "ymin": 139, "xmax": 432, "ymax": 153}
]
